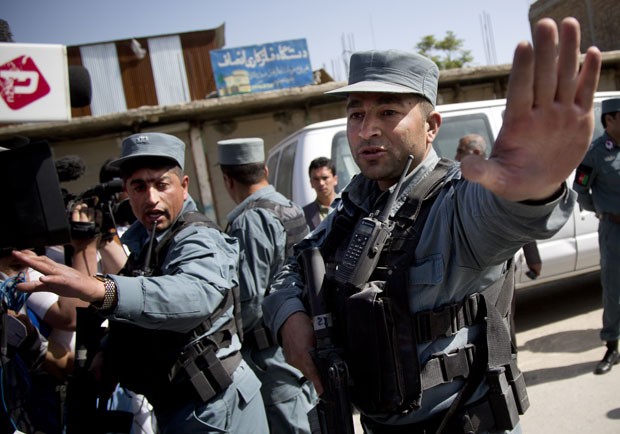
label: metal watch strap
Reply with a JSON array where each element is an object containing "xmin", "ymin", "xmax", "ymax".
[{"xmin": 92, "ymin": 275, "xmax": 117, "ymax": 311}]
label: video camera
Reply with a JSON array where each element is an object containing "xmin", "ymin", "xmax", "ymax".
[
  {"xmin": 65, "ymin": 178, "xmax": 127, "ymax": 241},
  {"xmin": 0, "ymin": 140, "xmax": 71, "ymax": 251}
]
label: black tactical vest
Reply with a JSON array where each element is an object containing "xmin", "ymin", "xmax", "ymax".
[
  {"xmin": 319, "ymin": 159, "xmax": 519, "ymax": 416},
  {"xmin": 105, "ymin": 212, "xmax": 241, "ymax": 409},
  {"xmin": 243, "ymin": 198, "xmax": 309, "ymax": 257}
]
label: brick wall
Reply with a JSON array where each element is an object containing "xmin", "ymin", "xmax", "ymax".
[{"xmin": 529, "ymin": 0, "xmax": 620, "ymax": 53}]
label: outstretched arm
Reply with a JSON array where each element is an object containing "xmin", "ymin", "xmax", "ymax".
[{"xmin": 460, "ymin": 17, "xmax": 602, "ymax": 202}]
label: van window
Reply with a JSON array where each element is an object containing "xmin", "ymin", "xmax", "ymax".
[
  {"xmin": 433, "ymin": 113, "xmax": 494, "ymax": 159},
  {"xmin": 276, "ymin": 141, "xmax": 297, "ymax": 199},
  {"xmin": 331, "ymin": 130, "xmax": 359, "ymax": 192},
  {"xmin": 266, "ymin": 150, "xmax": 280, "ymax": 185}
]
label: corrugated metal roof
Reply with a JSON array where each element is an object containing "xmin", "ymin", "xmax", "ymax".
[
  {"xmin": 148, "ymin": 35, "xmax": 191, "ymax": 105},
  {"xmin": 79, "ymin": 43, "xmax": 127, "ymax": 116}
]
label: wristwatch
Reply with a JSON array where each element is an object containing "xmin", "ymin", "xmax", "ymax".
[{"xmin": 92, "ymin": 275, "xmax": 118, "ymax": 311}]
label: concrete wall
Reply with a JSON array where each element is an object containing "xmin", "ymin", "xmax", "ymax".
[{"xmin": 529, "ymin": 0, "xmax": 620, "ymax": 53}]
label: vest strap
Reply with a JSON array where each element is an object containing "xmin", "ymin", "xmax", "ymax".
[
  {"xmin": 189, "ymin": 288, "xmax": 236, "ymax": 340},
  {"xmin": 414, "ymin": 294, "xmax": 481, "ymax": 343},
  {"xmin": 242, "ymin": 198, "xmax": 309, "ymax": 258},
  {"xmin": 421, "ymin": 344, "xmax": 476, "ymax": 390}
]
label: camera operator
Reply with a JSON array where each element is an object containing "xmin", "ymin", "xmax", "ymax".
[
  {"xmin": 94, "ymin": 159, "xmax": 134, "ymax": 274},
  {"xmin": 68, "ymin": 160, "xmax": 158, "ymax": 434}
]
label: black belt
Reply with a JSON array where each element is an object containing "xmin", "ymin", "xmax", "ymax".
[
  {"xmin": 600, "ymin": 213, "xmax": 620, "ymax": 224},
  {"xmin": 361, "ymin": 411, "xmax": 446, "ymax": 434}
]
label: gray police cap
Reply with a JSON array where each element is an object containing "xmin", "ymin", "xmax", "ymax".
[
  {"xmin": 602, "ymin": 98, "xmax": 620, "ymax": 116},
  {"xmin": 110, "ymin": 132, "xmax": 185, "ymax": 170},
  {"xmin": 601, "ymin": 98, "xmax": 620, "ymax": 126},
  {"xmin": 217, "ymin": 138, "xmax": 264, "ymax": 165},
  {"xmin": 326, "ymin": 49, "xmax": 439, "ymax": 106}
]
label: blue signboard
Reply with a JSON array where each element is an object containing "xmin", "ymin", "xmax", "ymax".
[{"xmin": 210, "ymin": 39, "xmax": 313, "ymax": 96}]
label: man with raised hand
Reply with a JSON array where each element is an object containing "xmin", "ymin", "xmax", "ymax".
[{"xmin": 263, "ymin": 18, "xmax": 601, "ymax": 434}]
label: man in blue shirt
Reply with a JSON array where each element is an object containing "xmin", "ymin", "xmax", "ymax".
[
  {"xmin": 14, "ymin": 132, "xmax": 268, "ymax": 433},
  {"xmin": 218, "ymin": 137, "xmax": 314, "ymax": 433},
  {"xmin": 573, "ymin": 97, "xmax": 620, "ymax": 375}
]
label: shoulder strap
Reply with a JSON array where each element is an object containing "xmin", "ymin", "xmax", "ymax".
[
  {"xmin": 154, "ymin": 211, "xmax": 220, "ymax": 261},
  {"xmin": 383, "ymin": 158, "xmax": 455, "ymax": 269},
  {"xmin": 399, "ymin": 158, "xmax": 455, "ymax": 221},
  {"xmin": 323, "ymin": 158, "xmax": 456, "ymax": 264},
  {"xmin": 244, "ymin": 198, "xmax": 309, "ymax": 257}
]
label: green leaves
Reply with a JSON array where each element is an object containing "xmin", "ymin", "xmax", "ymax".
[{"xmin": 415, "ymin": 31, "xmax": 474, "ymax": 70}]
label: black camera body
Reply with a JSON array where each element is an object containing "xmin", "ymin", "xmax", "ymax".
[
  {"xmin": 0, "ymin": 141, "xmax": 70, "ymax": 250},
  {"xmin": 66, "ymin": 179, "xmax": 127, "ymax": 240}
]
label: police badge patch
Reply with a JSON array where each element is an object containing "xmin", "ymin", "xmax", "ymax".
[{"xmin": 575, "ymin": 164, "xmax": 593, "ymax": 187}]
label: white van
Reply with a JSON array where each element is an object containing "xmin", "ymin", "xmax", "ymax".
[{"xmin": 266, "ymin": 91, "xmax": 620, "ymax": 289}]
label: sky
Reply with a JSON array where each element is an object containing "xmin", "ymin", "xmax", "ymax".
[{"xmin": 4, "ymin": 0, "xmax": 536, "ymax": 81}]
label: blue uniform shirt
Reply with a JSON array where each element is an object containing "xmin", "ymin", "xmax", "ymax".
[
  {"xmin": 225, "ymin": 185, "xmax": 289, "ymax": 333},
  {"xmin": 573, "ymin": 132, "xmax": 620, "ymax": 214},
  {"xmin": 108, "ymin": 196, "xmax": 241, "ymax": 353}
]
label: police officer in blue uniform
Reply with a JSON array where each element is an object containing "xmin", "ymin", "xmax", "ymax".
[
  {"xmin": 13, "ymin": 133, "xmax": 268, "ymax": 433},
  {"xmin": 217, "ymin": 138, "xmax": 315, "ymax": 433},
  {"xmin": 263, "ymin": 18, "xmax": 602, "ymax": 434},
  {"xmin": 573, "ymin": 98, "xmax": 620, "ymax": 375}
]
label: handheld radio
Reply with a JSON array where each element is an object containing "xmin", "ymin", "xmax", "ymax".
[{"xmin": 335, "ymin": 155, "xmax": 413, "ymax": 289}]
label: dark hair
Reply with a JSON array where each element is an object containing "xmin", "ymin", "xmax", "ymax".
[
  {"xmin": 308, "ymin": 157, "xmax": 336, "ymax": 177},
  {"xmin": 602, "ymin": 111, "xmax": 619, "ymax": 129},
  {"xmin": 99, "ymin": 158, "xmax": 121, "ymax": 183},
  {"xmin": 220, "ymin": 162, "xmax": 266, "ymax": 186},
  {"xmin": 119, "ymin": 157, "xmax": 183, "ymax": 180}
]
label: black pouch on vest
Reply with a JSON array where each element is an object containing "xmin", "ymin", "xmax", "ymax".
[{"xmin": 345, "ymin": 281, "xmax": 422, "ymax": 414}]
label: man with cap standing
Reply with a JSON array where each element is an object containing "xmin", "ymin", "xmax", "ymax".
[
  {"xmin": 217, "ymin": 137, "xmax": 315, "ymax": 434},
  {"xmin": 263, "ymin": 17, "xmax": 601, "ymax": 433},
  {"xmin": 573, "ymin": 98, "xmax": 620, "ymax": 375},
  {"xmin": 13, "ymin": 132, "xmax": 268, "ymax": 433}
]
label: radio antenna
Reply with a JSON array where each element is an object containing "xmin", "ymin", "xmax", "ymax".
[
  {"xmin": 378, "ymin": 154, "xmax": 413, "ymax": 222},
  {"xmin": 141, "ymin": 222, "xmax": 158, "ymax": 275}
]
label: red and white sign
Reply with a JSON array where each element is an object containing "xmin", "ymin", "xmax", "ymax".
[{"xmin": 0, "ymin": 43, "xmax": 71, "ymax": 122}]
